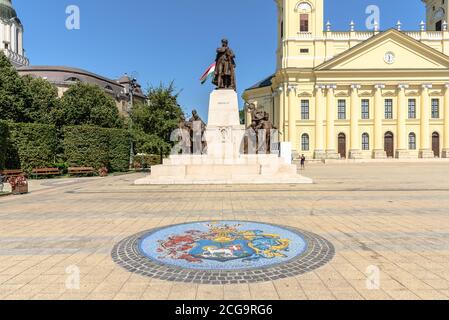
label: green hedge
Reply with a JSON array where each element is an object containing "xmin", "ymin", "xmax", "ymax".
[
  {"xmin": 63, "ymin": 125, "xmax": 130, "ymax": 172},
  {"xmin": 0, "ymin": 120, "xmax": 58, "ymax": 172},
  {"xmin": 0, "ymin": 121, "xmax": 8, "ymax": 170},
  {"xmin": 108, "ymin": 128, "xmax": 131, "ymax": 172}
]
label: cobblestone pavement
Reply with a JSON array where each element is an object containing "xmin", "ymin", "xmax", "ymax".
[{"xmin": 1, "ymin": 163, "xmax": 449, "ymax": 300}]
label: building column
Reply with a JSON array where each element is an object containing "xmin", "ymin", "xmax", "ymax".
[
  {"xmin": 287, "ymin": 85, "xmax": 297, "ymax": 152},
  {"xmin": 419, "ymin": 84, "xmax": 434, "ymax": 158},
  {"xmin": 396, "ymin": 84, "xmax": 410, "ymax": 158},
  {"xmin": 314, "ymin": 85, "xmax": 326, "ymax": 159},
  {"xmin": 443, "ymin": 84, "xmax": 449, "ymax": 158},
  {"xmin": 373, "ymin": 84, "xmax": 387, "ymax": 158},
  {"xmin": 349, "ymin": 84, "xmax": 363, "ymax": 159},
  {"xmin": 325, "ymin": 84, "xmax": 339, "ymax": 159},
  {"xmin": 278, "ymin": 85, "xmax": 285, "ymax": 142}
]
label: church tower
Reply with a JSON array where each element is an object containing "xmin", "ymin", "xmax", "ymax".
[
  {"xmin": 423, "ymin": 0, "xmax": 449, "ymax": 31},
  {"xmin": 276, "ymin": 0, "xmax": 324, "ymax": 69},
  {"xmin": 0, "ymin": 0, "xmax": 28, "ymax": 66}
]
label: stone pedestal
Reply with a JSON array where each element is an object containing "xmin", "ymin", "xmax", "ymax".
[
  {"xmin": 348, "ymin": 149, "xmax": 363, "ymax": 159},
  {"xmin": 325, "ymin": 150, "xmax": 340, "ymax": 159},
  {"xmin": 372, "ymin": 149, "xmax": 387, "ymax": 159},
  {"xmin": 313, "ymin": 149, "xmax": 326, "ymax": 160},
  {"xmin": 443, "ymin": 149, "xmax": 449, "ymax": 158},
  {"xmin": 419, "ymin": 149, "xmax": 435, "ymax": 159},
  {"xmin": 135, "ymin": 90, "xmax": 313, "ymax": 185},
  {"xmin": 395, "ymin": 149, "xmax": 413, "ymax": 159},
  {"xmin": 280, "ymin": 142, "xmax": 292, "ymax": 165}
]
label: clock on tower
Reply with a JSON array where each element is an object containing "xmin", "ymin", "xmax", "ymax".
[{"xmin": 423, "ymin": 0, "xmax": 449, "ymax": 31}]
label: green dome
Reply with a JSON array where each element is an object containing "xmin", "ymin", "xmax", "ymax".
[{"xmin": 0, "ymin": 0, "xmax": 17, "ymax": 20}]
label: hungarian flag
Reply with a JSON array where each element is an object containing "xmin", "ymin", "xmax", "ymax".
[{"xmin": 200, "ymin": 63, "xmax": 216, "ymax": 84}]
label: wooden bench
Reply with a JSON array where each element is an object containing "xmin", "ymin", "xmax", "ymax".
[
  {"xmin": 68, "ymin": 167, "xmax": 95, "ymax": 176},
  {"xmin": 32, "ymin": 168, "xmax": 61, "ymax": 178},
  {"xmin": 0, "ymin": 170, "xmax": 24, "ymax": 180}
]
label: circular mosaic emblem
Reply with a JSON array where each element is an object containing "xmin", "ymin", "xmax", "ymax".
[{"xmin": 112, "ymin": 221, "xmax": 335, "ymax": 285}]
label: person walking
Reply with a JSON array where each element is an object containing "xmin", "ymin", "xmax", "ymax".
[{"xmin": 300, "ymin": 154, "xmax": 306, "ymax": 170}]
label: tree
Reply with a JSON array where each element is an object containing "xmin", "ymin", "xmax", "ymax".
[
  {"xmin": 131, "ymin": 82, "xmax": 183, "ymax": 155},
  {"xmin": 0, "ymin": 52, "xmax": 29, "ymax": 122},
  {"xmin": 57, "ymin": 82, "xmax": 123, "ymax": 128},
  {"xmin": 22, "ymin": 76, "xmax": 60, "ymax": 124}
]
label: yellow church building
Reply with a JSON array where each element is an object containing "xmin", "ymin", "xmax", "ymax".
[{"xmin": 243, "ymin": 0, "xmax": 449, "ymax": 160}]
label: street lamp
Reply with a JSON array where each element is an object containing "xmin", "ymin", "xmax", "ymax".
[{"xmin": 127, "ymin": 77, "xmax": 139, "ymax": 170}]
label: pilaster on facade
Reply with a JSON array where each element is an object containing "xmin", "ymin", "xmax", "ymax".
[
  {"xmin": 443, "ymin": 84, "xmax": 449, "ymax": 158},
  {"xmin": 325, "ymin": 84, "xmax": 340, "ymax": 159},
  {"xmin": 287, "ymin": 85, "xmax": 297, "ymax": 149},
  {"xmin": 314, "ymin": 84, "xmax": 326, "ymax": 159},
  {"xmin": 396, "ymin": 84, "xmax": 411, "ymax": 159},
  {"xmin": 420, "ymin": 84, "xmax": 434, "ymax": 158},
  {"xmin": 349, "ymin": 84, "xmax": 363, "ymax": 159},
  {"xmin": 373, "ymin": 84, "xmax": 387, "ymax": 159}
]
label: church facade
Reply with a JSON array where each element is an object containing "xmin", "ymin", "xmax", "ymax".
[{"xmin": 243, "ymin": 0, "xmax": 449, "ymax": 160}]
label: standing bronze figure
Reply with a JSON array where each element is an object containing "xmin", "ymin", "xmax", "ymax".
[
  {"xmin": 188, "ymin": 110, "xmax": 207, "ymax": 155},
  {"xmin": 213, "ymin": 39, "xmax": 236, "ymax": 91}
]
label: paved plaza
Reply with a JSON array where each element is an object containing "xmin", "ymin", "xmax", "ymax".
[{"xmin": 1, "ymin": 162, "xmax": 449, "ymax": 300}]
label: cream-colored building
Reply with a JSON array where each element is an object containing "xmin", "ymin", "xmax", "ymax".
[
  {"xmin": 243, "ymin": 0, "xmax": 449, "ymax": 159},
  {"xmin": 0, "ymin": 0, "xmax": 28, "ymax": 67}
]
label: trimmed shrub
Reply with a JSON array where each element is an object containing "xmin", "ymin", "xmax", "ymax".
[
  {"xmin": 63, "ymin": 125, "xmax": 130, "ymax": 171},
  {"xmin": 108, "ymin": 128, "xmax": 131, "ymax": 172},
  {"xmin": 0, "ymin": 121, "xmax": 8, "ymax": 170},
  {"xmin": 0, "ymin": 120, "xmax": 58, "ymax": 172}
]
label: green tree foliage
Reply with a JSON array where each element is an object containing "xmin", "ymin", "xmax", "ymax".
[
  {"xmin": 0, "ymin": 53, "xmax": 29, "ymax": 122},
  {"xmin": 22, "ymin": 76, "xmax": 60, "ymax": 124},
  {"xmin": 57, "ymin": 82, "xmax": 124, "ymax": 128},
  {"xmin": 131, "ymin": 82, "xmax": 183, "ymax": 154}
]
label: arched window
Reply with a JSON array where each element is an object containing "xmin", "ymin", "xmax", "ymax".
[
  {"xmin": 362, "ymin": 133, "xmax": 370, "ymax": 150},
  {"xmin": 15, "ymin": 29, "xmax": 19, "ymax": 53},
  {"xmin": 297, "ymin": 2, "xmax": 312, "ymax": 32},
  {"xmin": 409, "ymin": 133, "xmax": 416, "ymax": 150},
  {"xmin": 301, "ymin": 134, "xmax": 310, "ymax": 151}
]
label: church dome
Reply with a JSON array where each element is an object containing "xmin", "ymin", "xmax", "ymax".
[{"xmin": 0, "ymin": 0, "xmax": 17, "ymax": 20}]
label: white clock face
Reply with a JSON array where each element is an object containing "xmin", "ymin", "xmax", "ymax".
[
  {"xmin": 434, "ymin": 8, "xmax": 445, "ymax": 21},
  {"xmin": 384, "ymin": 52, "xmax": 395, "ymax": 64}
]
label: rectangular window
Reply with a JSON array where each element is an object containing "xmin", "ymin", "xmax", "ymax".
[
  {"xmin": 300, "ymin": 48, "xmax": 309, "ymax": 54},
  {"xmin": 338, "ymin": 100, "xmax": 346, "ymax": 120},
  {"xmin": 300, "ymin": 14, "xmax": 309, "ymax": 32},
  {"xmin": 432, "ymin": 99, "xmax": 440, "ymax": 119},
  {"xmin": 385, "ymin": 99, "xmax": 393, "ymax": 119},
  {"xmin": 408, "ymin": 99, "xmax": 416, "ymax": 119},
  {"xmin": 361, "ymin": 99, "xmax": 370, "ymax": 119},
  {"xmin": 301, "ymin": 100, "xmax": 310, "ymax": 120}
]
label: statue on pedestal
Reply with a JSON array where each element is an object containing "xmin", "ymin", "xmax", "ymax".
[
  {"xmin": 176, "ymin": 115, "xmax": 191, "ymax": 154},
  {"xmin": 187, "ymin": 110, "xmax": 207, "ymax": 155},
  {"xmin": 243, "ymin": 103, "xmax": 277, "ymax": 154},
  {"xmin": 213, "ymin": 39, "xmax": 236, "ymax": 91}
]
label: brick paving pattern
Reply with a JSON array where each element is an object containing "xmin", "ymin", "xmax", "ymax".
[{"xmin": 0, "ymin": 162, "xmax": 449, "ymax": 300}]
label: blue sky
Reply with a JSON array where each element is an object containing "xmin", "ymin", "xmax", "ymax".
[{"xmin": 15, "ymin": 0, "xmax": 425, "ymax": 118}]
